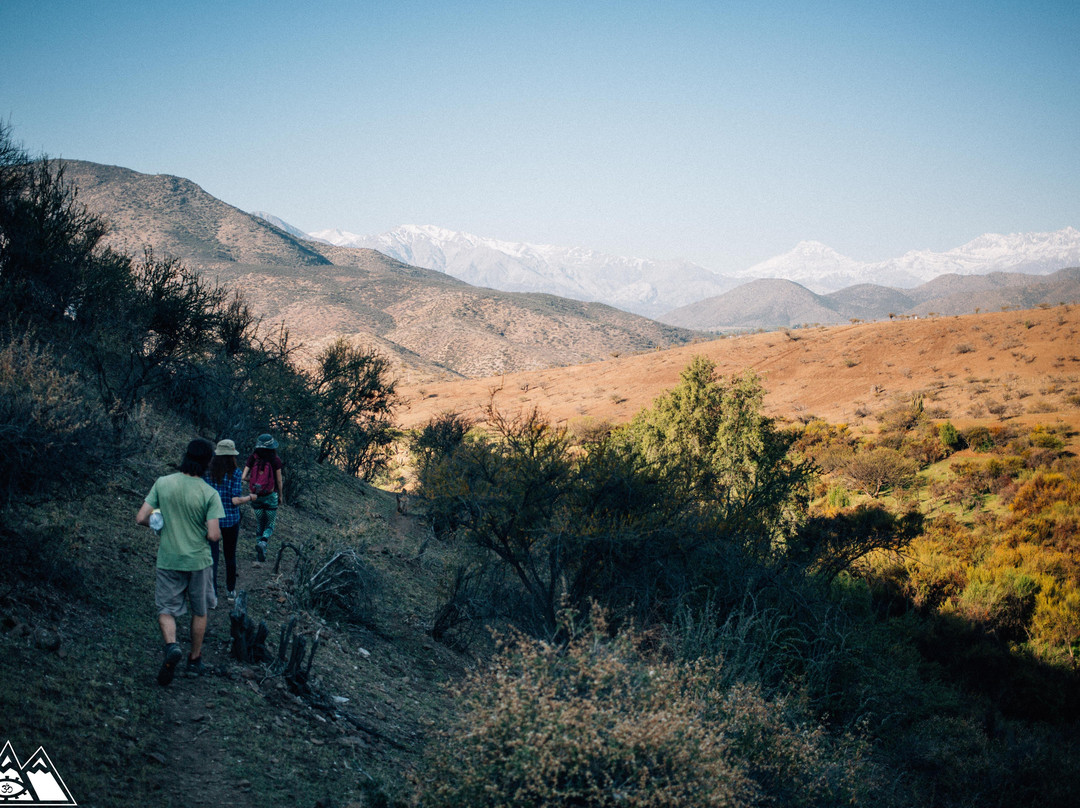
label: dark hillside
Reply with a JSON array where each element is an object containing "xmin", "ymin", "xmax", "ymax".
[
  {"xmin": 907, "ymin": 266, "xmax": 1080, "ymax": 314},
  {"xmin": 660, "ymin": 269, "xmax": 1080, "ymax": 330},
  {"xmin": 0, "ymin": 434, "xmax": 461, "ymax": 807}
]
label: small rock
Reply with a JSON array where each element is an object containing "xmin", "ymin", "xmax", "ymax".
[
  {"xmin": 192, "ymin": 714, "xmax": 206, "ymax": 723},
  {"xmin": 147, "ymin": 752, "xmax": 166, "ymax": 765},
  {"xmin": 331, "ymin": 696, "xmax": 349, "ymax": 704},
  {"xmin": 357, "ymin": 647, "xmax": 370, "ymax": 658}
]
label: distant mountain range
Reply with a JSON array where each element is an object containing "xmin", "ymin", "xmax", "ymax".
[
  {"xmin": 256, "ymin": 214, "xmax": 1080, "ymax": 317},
  {"xmin": 62, "ymin": 162, "xmax": 696, "ymax": 380},
  {"xmin": 300, "ymin": 223, "xmax": 739, "ymax": 318},
  {"xmin": 739, "ymin": 231, "xmax": 1080, "ymax": 292},
  {"xmin": 658, "ymin": 269, "xmax": 1080, "ymax": 330},
  {"xmin": 56, "ymin": 158, "xmax": 1080, "ymax": 352}
]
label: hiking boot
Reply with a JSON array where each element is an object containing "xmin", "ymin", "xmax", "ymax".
[
  {"xmin": 185, "ymin": 655, "xmax": 206, "ymax": 676},
  {"xmin": 256, "ymin": 541, "xmax": 267, "ymax": 562},
  {"xmin": 157, "ymin": 642, "xmax": 182, "ymax": 686},
  {"xmin": 227, "ymin": 590, "xmax": 236, "ymax": 601}
]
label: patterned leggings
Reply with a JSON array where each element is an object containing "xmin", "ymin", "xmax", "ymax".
[{"xmin": 252, "ymin": 492, "xmax": 279, "ymax": 542}]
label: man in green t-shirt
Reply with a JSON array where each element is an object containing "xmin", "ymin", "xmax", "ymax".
[{"xmin": 136, "ymin": 439, "xmax": 225, "ymax": 685}]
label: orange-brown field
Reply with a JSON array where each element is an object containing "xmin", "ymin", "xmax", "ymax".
[{"xmin": 397, "ymin": 304, "xmax": 1080, "ymax": 444}]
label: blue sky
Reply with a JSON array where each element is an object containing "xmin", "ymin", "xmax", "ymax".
[{"xmin": 2, "ymin": 0, "xmax": 1077, "ymax": 273}]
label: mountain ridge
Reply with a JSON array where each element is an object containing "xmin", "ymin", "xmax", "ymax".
[
  {"xmin": 272, "ymin": 213, "xmax": 1080, "ymax": 304},
  {"xmin": 60, "ymin": 161, "xmax": 698, "ymax": 381},
  {"xmin": 742, "ymin": 228, "xmax": 1080, "ymax": 292},
  {"xmin": 660, "ymin": 267, "xmax": 1080, "ymax": 330},
  {"xmin": 304, "ymin": 222, "xmax": 741, "ymax": 317}
]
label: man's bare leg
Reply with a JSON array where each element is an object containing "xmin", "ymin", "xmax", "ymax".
[
  {"xmin": 190, "ymin": 614, "xmax": 207, "ymax": 660},
  {"xmin": 158, "ymin": 613, "xmax": 177, "ymax": 644}
]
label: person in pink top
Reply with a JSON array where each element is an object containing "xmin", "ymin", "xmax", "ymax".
[{"xmin": 241, "ymin": 433, "xmax": 284, "ymax": 562}]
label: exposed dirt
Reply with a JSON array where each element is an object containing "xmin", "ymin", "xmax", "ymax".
[{"xmin": 149, "ymin": 552, "xmax": 271, "ymax": 808}]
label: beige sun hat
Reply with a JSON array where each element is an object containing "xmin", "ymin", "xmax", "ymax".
[{"xmin": 214, "ymin": 439, "xmax": 239, "ymax": 456}]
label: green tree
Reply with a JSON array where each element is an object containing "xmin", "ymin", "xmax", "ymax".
[
  {"xmin": 938, "ymin": 420, "xmax": 962, "ymax": 452},
  {"xmin": 308, "ymin": 338, "xmax": 397, "ymax": 479},
  {"xmin": 411, "ymin": 411, "xmax": 475, "ymax": 538},
  {"xmin": 625, "ymin": 356, "xmax": 813, "ymax": 558},
  {"xmin": 87, "ymin": 248, "xmax": 229, "ymax": 421},
  {"xmin": 417, "ymin": 359, "xmax": 819, "ymax": 639}
]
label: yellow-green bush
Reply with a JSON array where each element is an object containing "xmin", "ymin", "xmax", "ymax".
[
  {"xmin": 418, "ymin": 606, "xmax": 874, "ymax": 808},
  {"xmin": 1011, "ymin": 472, "xmax": 1080, "ymax": 518}
]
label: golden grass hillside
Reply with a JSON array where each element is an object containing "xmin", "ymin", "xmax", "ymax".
[{"xmin": 396, "ymin": 303, "xmax": 1080, "ymax": 448}]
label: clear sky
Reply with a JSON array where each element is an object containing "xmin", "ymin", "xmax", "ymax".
[{"xmin": 2, "ymin": 0, "xmax": 1078, "ymax": 273}]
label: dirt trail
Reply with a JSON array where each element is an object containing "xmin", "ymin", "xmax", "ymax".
[
  {"xmin": 138, "ymin": 488, "xmax": 451, "ymax": 808},
  {"xmin": 146, "ymin": 528, "xmax": 281, "ymax": 808}
]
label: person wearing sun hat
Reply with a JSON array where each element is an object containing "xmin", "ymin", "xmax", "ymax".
[
  {"xmin": 204, "ymin": 439, "xmax": 257, "ymax": 602},
  {"xmin": 241, "ymin": 433, "xmax": 285, "ymax": 562}
]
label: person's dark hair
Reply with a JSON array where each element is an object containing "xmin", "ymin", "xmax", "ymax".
[
  {"xmin": 209, "ymin": 454, "xmax": 237, "ymax": 483},
  {"xmin": 254, "ymin": 447, "xmax": 278, "ymax": 463},
  {"xmin": 180, "ymin": 439, "xmax": 214, "ymax": 476}
]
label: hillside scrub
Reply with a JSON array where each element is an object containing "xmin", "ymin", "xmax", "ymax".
[
  {"xmin": 413, "ymin": 361, "xmax": 835, "ymax": 638},
  {"xmin": 411, "ymin": 361, "xmax": 1080, "ymax": 805},
  {"xmin": 419, "ymin": 605, "xmax": 874, "ymax": 808},
  {"xmin": 0, "ymin": 124, "xmax": 399, "ymax": 497}
]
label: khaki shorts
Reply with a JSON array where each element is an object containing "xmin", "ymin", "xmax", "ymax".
[{"xmin": 155, "ymin": 567, "xmax": 213, "ymax": 617}]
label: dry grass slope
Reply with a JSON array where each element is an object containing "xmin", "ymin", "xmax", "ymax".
[{"xmin": 396, "ymin": 303, "xmax": 1080, "ymax": 451}]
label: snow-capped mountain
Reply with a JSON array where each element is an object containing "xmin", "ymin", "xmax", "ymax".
[
  {"xmin": 739, "ymin": 228, "xmax": 1080, "ymax": 293},
  {"xmin": 307, "ymin": 224, "xmax": 739, "ymax": 318},
  {"xmin": 252, "ymin": 212, "xmax": 1080, "ymax": 313},
  {"xmin": 737, "ymin": 242, "xmax": 871, "ymax": 292}
]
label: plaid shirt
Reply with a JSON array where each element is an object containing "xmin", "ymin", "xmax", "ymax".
[{"xmin": 204, "ymin": 468, "xmax": 244, "ymax": 528}]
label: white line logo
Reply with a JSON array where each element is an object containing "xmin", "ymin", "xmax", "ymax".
[{"xmin": 0, "ymin": 741, "xmax": 76, "ymax": 805}]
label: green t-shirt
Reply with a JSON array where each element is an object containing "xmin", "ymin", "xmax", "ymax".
[{"xmin": 145, "ymin": 472, "xmax": 225, "ymax": 571}]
